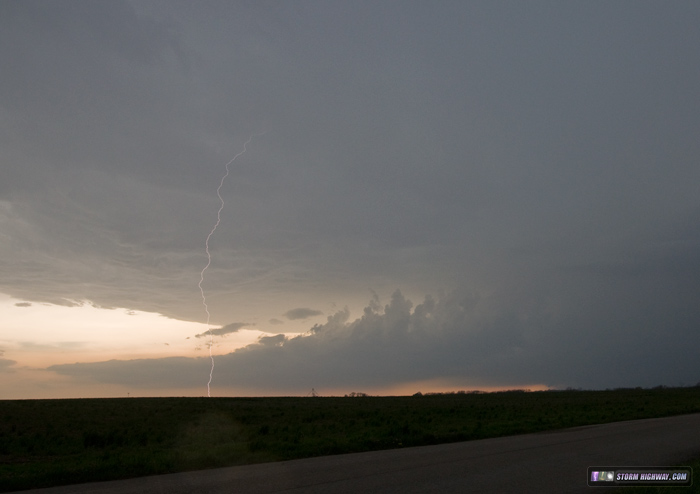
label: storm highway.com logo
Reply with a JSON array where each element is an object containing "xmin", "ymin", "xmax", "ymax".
[{"xmin": 588, "ymin": 466, "xmax": 692, "ymax": 487}]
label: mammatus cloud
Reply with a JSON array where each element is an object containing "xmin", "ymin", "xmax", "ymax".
[
  {"xmin": 284, "ymin": 308, "xmax": 323, "ymax": 320},
  {"xmin": 195, "ymin": 322, "xmax": 253, "ymax": 339}
]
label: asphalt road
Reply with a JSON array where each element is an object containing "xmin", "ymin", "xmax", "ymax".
[{"xmin": 14, "ymin": 413, "xmax": 700, "ymax": 494}]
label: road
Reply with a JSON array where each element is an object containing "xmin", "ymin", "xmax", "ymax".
[{"xmin": 14, "ymin": 413, "xmax": 700, "ymax": 493}]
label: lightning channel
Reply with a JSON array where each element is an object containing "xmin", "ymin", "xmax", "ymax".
[{"xmin": 198, "ymin": 131, "xmax": 265, "ymax": 397}]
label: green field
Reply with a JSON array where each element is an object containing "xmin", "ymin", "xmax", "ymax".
[{"xmin": 2, "ymin": 387, "xmax": 700, "ymax": 492}]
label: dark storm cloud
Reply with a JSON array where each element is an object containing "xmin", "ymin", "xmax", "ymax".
[
  {"xmin": 47, "ymin": 275, "xmax": 700, "ymax": 391},
  {"xmin": 5, "ymin": 1, "xmax": 700, "ymax": 391},
  {"xmin": 0, "ymin": 0, "xmax": 217, "ymax": 319},
  {"xmin": 258, "ymin": 334, "xmax": 286, "ymax": 347},
  {"xmin": 195, "ymin": 322, "xmax": 252, "ymax": 339},
  {"xmin": 0, "ymin": 0, "xmax": 187, "ymax": 182},
  {"xmin": 284, "ymin": 308, "xmax": 323, "ymax": 320},
  {"xmin": 48, "ymin": 356, "xmax": 210, "ymax": 387},
  {"xmin": 3, "ymin": 2, "xmax": 699, "ymax": 313}
]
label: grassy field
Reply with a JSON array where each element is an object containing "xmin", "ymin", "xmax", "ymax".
[{"xmin": 2, "ymin": 386, "xmax": 700, "ymax": 492}]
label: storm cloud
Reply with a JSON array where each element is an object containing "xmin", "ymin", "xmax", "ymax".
[
  {"xmin": 4, "ymin": 1, "xmax": 700, "ymax": 394},
  {"xmin": 195, "ymin": 322, "xmax": 253, "ymax": 339},
  {"xmin": 284, "ymin": 308, "xmax": 323, "ymax": 320},
  {"xmin": 49, "ymin": 281, "xmax": 700, "ymax": 392},
  {"xmin": 0, "ymin": 359, "xmax": 17, "ymax": 373}
]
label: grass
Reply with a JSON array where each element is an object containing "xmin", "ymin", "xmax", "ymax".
[{"xmin": 1, "ymin": 386, "xmax": 700, "ymax": 492}]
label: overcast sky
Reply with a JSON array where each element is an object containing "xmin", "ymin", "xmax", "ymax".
[{"xmin": 2, "ymin": 1, "xmax": 699, "ymax": 398}]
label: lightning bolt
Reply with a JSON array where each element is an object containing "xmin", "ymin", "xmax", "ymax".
[{"xmin": 198, "ymin": 131, "xmax": 265, "ymax": 397}]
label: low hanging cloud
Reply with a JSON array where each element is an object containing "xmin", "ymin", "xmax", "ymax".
[
  {"xmin": 258, "ymin": 334, "xmax": 286, "ymax": 347},
  {"xmin": 284, "ymin": 308, "xmax": 323, "ymax": 320},
  {"xmin": 46, "ymin": 274, "xmax": 700, "ymax": 393},
  {"xmin": 195, "ymin": 322, "xmax": 253, "ymax": 339},
  {"xmin": 48, "ymin": 357, "xmax": 211, "ymax": 387},
  {"xmin": 14, "ymin": 302, "xmax": 32, "ymax": 307},
  {"xmin": 0, "ymin": 358, "xmax": 17, "ymax": 373},
  {"xmin": 0, "ymin": 349, "xmax": 17, "ymax": 372}
]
